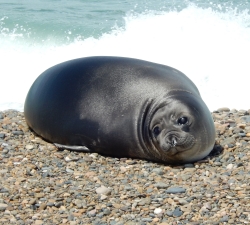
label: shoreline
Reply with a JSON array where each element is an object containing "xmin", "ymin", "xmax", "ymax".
[{"xmin": 0, "ymin": 109, "xmax": 250, "ymax": 224}]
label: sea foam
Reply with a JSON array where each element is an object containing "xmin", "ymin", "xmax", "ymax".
[{"xmin": 0, "ymin": 5, "xmax": 250, "ymax": 111}]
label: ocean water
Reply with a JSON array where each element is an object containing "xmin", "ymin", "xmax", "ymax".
[{"xmin": 0, "ymin": 0, "xmax": 250, "ymax": 111}]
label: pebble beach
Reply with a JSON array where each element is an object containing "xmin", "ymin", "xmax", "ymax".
[{"xmin": 0, "ymin": 108, "xmax": 250, "ymax": 225}]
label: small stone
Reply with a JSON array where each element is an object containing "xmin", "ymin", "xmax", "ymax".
[
  {"xmin": 100, "ymin": 194, "xmax": 108, "ymax": 200},
  {"xmin": 0, "ymin": 169, "xmax": 8, "ymax": 174},
  {"xmin": 203, "ymin": 202, "xmax": 211, "ymax": 210},
  {"xmin": 120, "ymin": 166, "xmax": 127, "ymax": 173},
  {"xmin": 0, "ymin": 188, "xmax": 9, "ymax": 193},
  {"xmin": 96, "ymin": 186, "xmax": 111, "ymax": 195},
  {"xmin": 34, "ymin": 220, "xmax": 43, "ymax": 225},
  {"xmin": 2, "ymin": 149, "xmax": 8, "ymax": 154},
  {"xmin": 226, "ymin": 164, "xmax": 235, "ymax": 170},
  {"xmin": 220, "ymin": 137, "xmax": 235, "ymax": 146},
  {"xmin": 238, "ymin": 109, "xmax": 248, "ymax": 115},
  {"xmin": 220, "ymin": 215, "xmax": 229, "ymax": 222},
  {"xmin": 172, "ymin": 207, "xmax": 183, "ymax": 217},
  {"xmin": 146, "ymin": 188, "xmax": 153, "ymax": 193},
  {"xmin": 68, "ymin": 214, "xmax": 75, "ymax": 221},
  {"xmin": 113, "ymin": 203, "xmax": 121, "ymax": 209},
  {"xmin": 25, "ymin": 144, "xmax": 34, "ymax": 150},
  {"xmin": 240, "ymin": 115, "xmax": 250, "ymax": 123},
  {"xmin": 89, "ymin": 153, "xmax": 98, "ymax": 158},
  {"xmin": 166, "ymin": 210, "xmax": 173, "ymax": 217},
  {"xmin": 141, "ymin": 218, "xmax": 152, "ymax": 222},
  {"xmin": 154, "ymin": 182, "xmax": 168, "ymax": 189},
  {"xmin": 29, "ymin": 198, "xmax": 37, "ymax": 205},
  {"xmin": 66, "ymin": 168, "xmax": 74, "ymax": 173},
  {"xmin": 238, "ymin": 124, "xmax": 246, "ymax": 129},
  {"xmin": 217, "ymin": 107, "xmax": 230, "ymax": 112},
  {"xmin": 0, "ymin": 203, "xmax": 8, "ymax": 211},
  {"xmin": 87, "ymin": 209, "xmax": 96, "ymax": 217},
  {"xmin": 12, "ymin": 131, "xmax": 24, "ymax": 135},
  {"xmin": 238, "ymin": 132, "xmax": 246, "ymax": 137},
  {"xmin": 17, "ymin": 177, "xmax": 26, "ymax": 182},
  {"xmin": 178, "ymin": 199, "xmax": 188, "ymax": 205},
  {"xmin": 72, "ymin": 212, "xmax": 82, "ymax": 217},
  {"xmin": 166, "ymin": 187, "xmax": 186, "ymax": 194},
  {"xmin": 103, "ymin": 209, "xmax": 111, "ymax": 215},
  {"xmin": 154, "ymin": 208, "xmax": 163, "ymax": 214},
  {"xmin": 138, "ymin": 197, "xmax": 151, "ymax": 206},
  {"xmin": 47, "ymin": 202, "xmax": 54, "ymax": 207},
  {"xmin": 35, "ymin": 193, "xmax": 44, "ymax": 198},
  {"xmin": 43, "ymin": 187, "xmax": 50, "ymax": 192},
  {"xmin": 184, "ymin": 163, "xmax": 194, "ymax": 168},
  {"xmin": 54, "ymin": 202, "xmax": 63, "ymax": 208},
  {"xmin": 152, "ymin": 168, "xmax": 164, "ymax": 175},
  {"xmin": 65, "ymin": 155, "xmax": 79, "ymax": 162},
  {"xmin": 39, "ymin": 203, "xmax": 47, "ymax": 210},
  {"xmin": 65, "ymin": 156, "xmax": 72, "ymax": 162}
]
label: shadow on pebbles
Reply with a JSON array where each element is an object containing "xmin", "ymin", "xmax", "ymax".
[{"xmin": 0, "ymin": 108, "xmax": 250, "ymax": 225}]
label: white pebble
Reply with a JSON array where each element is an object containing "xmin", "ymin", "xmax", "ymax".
[
  {"xmin": 120, "ymin": 166, "xmax": 127, "ymax": 173},
  {"xmin": 100, "ymin": 194, "xmax": 108, "ymax": 200},
  {"xmin": 154, "ymin": 208, "xmax": 163, "ymax": 214},
  {"xmin": 226, "ymin": 164, "xmax": 234, "ymax": 170},
  {"xmin": 1, "ymin": 143, "xmax": 8, "ymax": 147},
  {"xmin": 25, "ymin": 144, "xmax": 34, "ymax": 150},
  {"xmin": 96, "ymin": 185, "xmax": 111, "ymax": 195},
  {"xmin": 89, "ymin": 153, "xmax": 98, "ymax": 158},
  {"xmin": 64, "ymin": 156, "xmax": 72, "ymax": 162}
]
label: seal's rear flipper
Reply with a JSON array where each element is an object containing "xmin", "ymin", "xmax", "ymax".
[{"xmin": 54, "ymin": 143, "xmax": 90, "ymax": 152}]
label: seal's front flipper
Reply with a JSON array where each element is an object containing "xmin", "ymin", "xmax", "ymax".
[{"xmin": 54, "ymin": 143, "xmax": 90, "ymax": 152}]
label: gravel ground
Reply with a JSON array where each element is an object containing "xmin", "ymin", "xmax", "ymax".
[{"xmin": 0, "ymin": 108, "xmax": 250, "ymax": 225}]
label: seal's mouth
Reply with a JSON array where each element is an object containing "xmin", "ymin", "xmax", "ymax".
[{"xmin": 160, "ymin": 133, "xmax": 196, "ymax": 155}]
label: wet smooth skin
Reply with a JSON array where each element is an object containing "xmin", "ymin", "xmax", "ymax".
[{"xmin": 24, "ymin": 56, "xmax": 215, "ymax": 164}]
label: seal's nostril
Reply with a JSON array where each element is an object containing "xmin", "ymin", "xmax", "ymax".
[
  {"xmin": 166, "ymin": 136, "xmax": 177, "ymax": 147},
  {"xmin": 172, "ymin": 137, "xmax": 177, "ymax": 147}
]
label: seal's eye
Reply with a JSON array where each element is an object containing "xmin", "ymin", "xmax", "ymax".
[
  {"xmin": 153, "ymin": 126, "xmax": 161, "ymax": 137},
  {"xmin": 177, "ymin": 117, "xmax": 188, "ymax": 125}
]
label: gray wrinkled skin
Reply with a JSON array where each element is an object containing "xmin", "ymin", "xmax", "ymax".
[{"xmin": 24, "ymin": 56, "xmax": 215, "ymax": 164}]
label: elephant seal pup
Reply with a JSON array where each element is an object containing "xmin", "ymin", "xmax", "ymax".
[{"xmin": 24, "ymin": 56, "xmax": 215, "ymax": 164}]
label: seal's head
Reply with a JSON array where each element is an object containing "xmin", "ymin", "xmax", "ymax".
[{"xmin": 145, "ymin": 91, "xmax": 215, "ymax": 164}]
